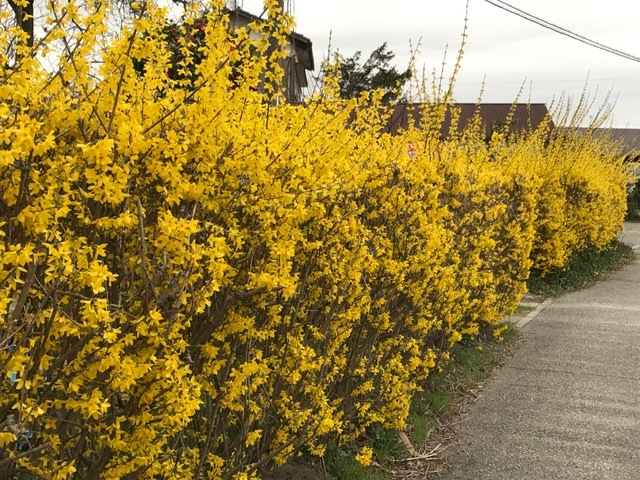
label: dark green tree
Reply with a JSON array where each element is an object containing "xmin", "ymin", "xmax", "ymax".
[{"xmin": 338, "ymin": 42, "xmax": 411, "ymax": 102}]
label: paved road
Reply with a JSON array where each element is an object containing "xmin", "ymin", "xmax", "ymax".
[{"xmin": 440, "ymin": 222, "xmax": 640, "ymax": 480}]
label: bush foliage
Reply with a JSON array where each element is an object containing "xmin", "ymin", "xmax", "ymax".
[{"xmin": 0, "ymin": 0, "xmax": 628, "ymax": 478}]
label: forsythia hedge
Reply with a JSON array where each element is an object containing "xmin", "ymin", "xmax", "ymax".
[{"xmin": 0, "ymin": 0, "xmax": 628, "ymax": 478}]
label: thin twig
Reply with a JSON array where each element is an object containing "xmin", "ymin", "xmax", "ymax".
[
  {"xmin": 0, "ymin": 442, "xmax": 51, "ymax": 469},
  {"xmin": 136, "ymin": 198, "xmax": 157, "ymax": 305}
]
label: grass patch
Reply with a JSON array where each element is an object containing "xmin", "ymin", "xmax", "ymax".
[
  {"xmin": 322, "ymin": 444, "xmax": 390, "ymax": 480},
  {"xmin": 324, "ymin": 445, "xmax": 369, "ymax": 480},
  {"xmin": 370, "ymin": 424, "xmax": 404, "ymax": 464},
  {"xmin": 512, "ymin": 304, "xmax": 534, "ymax": 316},
  {"xmin": 527, "ymin": 239, "xmax": 636, "ymax": 297},
  {"xmin": 405, "ymin": 325, "xmax": 519, "ymax": 455}
]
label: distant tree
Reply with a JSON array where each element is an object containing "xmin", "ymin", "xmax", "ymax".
[
  {"xmin": 337, "ymin": 42, "xmax": 411, "ymax": 102},
  {"xmin": 7, "ymin": 0, "xmax": 34, "ymax": 48},
  {"xmin": 5, "ymin": 0, "xmax": 139, "ymax": 56}
]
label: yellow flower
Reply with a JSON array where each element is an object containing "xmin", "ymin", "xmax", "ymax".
[{"xmin": 355, "ymin": 446, "xmax": 374, "ymax": 467}]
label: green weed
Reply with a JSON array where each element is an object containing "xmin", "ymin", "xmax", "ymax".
[
  {"xmin": 324, "ymin": 445, "xmax": 368, "ymax": 480},
  {"xmin": 527, "ymin": 239, "xmax": 635, "ymax": 297},
  {"xmin": 513, "ymin": 305, "xmax": 534, "ymax": 316}
]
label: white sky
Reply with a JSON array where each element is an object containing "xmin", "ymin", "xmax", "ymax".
[{"xmin": 240, "ymin": 0, "xmax": 640, "ymax": 128}]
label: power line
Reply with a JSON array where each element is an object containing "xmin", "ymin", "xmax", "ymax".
[
  {"xmin": 457, "ymin": 77, "xmax": 640, "ymax": 86},
  {"xmin": 483, "ymin": 0, "xmax": 640, "ymax": 63}
]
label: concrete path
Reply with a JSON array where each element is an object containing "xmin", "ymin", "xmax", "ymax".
[{"xmin": 439, "ymin": 222, "xmax": 640, "ymax": 480}]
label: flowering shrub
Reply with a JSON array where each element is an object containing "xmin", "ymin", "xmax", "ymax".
[
  {"xmin": 529, "ymin": 128, "xmax": 627, "ymax": 272},
  {"xmin": 0, "ymin": 0, "xmax": 627, "ymax": 478}
]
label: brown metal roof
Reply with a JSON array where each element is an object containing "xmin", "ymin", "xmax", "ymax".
[
  {"xmin": 384, "ymin": 103, "xmax": 554, "ymax": 139},
  {"xmin": 571, "ymin": 127, "xmax": 640, "ymax": 154}
]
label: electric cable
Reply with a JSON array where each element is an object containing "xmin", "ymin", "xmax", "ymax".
[{"xmin": 483, "ymin": 0, "xmax": 640, "ymax": 63}]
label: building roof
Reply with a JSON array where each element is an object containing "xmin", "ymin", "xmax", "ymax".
[
  {"xmin": 572, "ymin": 127, "xmax": 640, "ymax": 155},
  {"xmin": 384, "ymin": 103, "xmax": 554, "ymax": 139}
]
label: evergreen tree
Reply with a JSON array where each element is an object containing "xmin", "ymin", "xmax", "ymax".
[{"xmin": 338, "ymin": 42, "xmax": 410, "ymax": 102}]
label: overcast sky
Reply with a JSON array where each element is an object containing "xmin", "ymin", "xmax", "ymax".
[{"xmin": 239, "ymin": 0, "xmax": 640, "ymax": 128}]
